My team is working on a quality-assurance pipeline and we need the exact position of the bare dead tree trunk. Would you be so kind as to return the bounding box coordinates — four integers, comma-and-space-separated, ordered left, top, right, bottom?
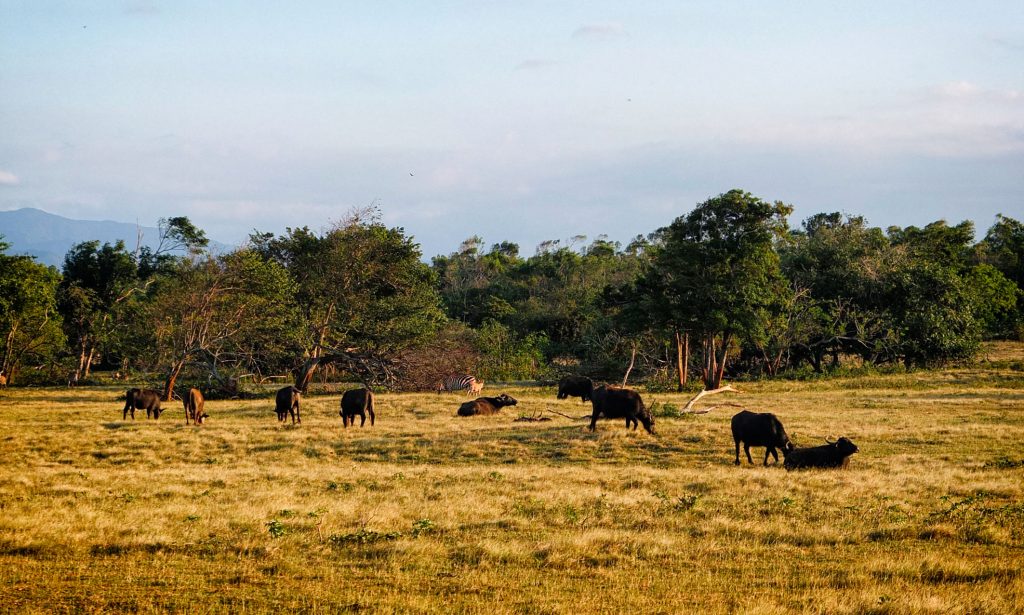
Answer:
84, 346, 96, 378
295, 357, 321, 392
163, 356, 187, 401
675, 330, 689, 391
702, 334, 717, 390
75, 342, 88, 383
621, 344, 637, 387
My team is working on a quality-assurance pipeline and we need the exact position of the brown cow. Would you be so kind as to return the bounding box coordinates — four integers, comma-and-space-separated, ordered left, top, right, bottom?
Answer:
275, 386, 301, 424
0, 370, 7, 389
183, 388, 207, 425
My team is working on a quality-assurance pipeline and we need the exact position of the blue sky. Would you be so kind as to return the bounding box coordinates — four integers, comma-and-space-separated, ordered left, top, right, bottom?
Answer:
1, 1, 1022, 257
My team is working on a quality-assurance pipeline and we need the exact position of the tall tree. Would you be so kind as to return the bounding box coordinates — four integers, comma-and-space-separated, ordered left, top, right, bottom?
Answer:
253, 208, 445, 390
58, 240, 139, 382
0, 238, 64, 383
644, 190, 792, 389
149, 249, 300, 400
779, 213, 891, 371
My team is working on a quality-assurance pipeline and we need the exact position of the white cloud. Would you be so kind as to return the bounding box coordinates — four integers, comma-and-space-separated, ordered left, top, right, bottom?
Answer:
0, 171, 19, 186
572, 22, 625, 40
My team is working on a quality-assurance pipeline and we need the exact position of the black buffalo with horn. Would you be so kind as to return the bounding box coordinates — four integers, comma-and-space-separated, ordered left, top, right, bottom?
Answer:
784, 437, 859, 470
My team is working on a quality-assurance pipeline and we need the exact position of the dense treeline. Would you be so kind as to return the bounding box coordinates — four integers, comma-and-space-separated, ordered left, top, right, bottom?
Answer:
1, 192, 1021, 395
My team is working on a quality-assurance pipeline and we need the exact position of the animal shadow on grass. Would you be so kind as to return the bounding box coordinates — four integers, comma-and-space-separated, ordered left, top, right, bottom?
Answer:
101, 422, 139, 430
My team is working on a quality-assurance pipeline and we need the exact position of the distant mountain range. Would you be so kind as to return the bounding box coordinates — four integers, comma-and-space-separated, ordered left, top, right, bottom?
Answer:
0, 208, 231, 267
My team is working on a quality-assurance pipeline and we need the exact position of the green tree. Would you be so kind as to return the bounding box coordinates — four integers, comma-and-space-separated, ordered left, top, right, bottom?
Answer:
883, 259, 980, 367
977, 214, 1024, 337
644, 190, 793, 389
148, 249, 301, 400
0, 238, 64, 383
137, 216, 209, 278
964, 264, 1019, 339
58, 240, 140, 382
779, 213, 891, 371
253, 207, 445, 390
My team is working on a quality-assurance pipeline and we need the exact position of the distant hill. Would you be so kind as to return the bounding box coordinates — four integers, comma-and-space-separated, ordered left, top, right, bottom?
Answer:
0, 208, 230, 267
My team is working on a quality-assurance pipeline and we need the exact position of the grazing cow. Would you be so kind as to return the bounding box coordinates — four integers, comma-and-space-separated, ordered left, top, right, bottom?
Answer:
437, 374, 484, 394
589, 385, 655, 434
123, 388, 163, 420
731, 410, 795, 466
784, 437, 859, 470
557, 375, 593, 403
275, 386, 301, 424
183, 388, 207, 425
457, 393, 518, 416
340, 388, 375, 427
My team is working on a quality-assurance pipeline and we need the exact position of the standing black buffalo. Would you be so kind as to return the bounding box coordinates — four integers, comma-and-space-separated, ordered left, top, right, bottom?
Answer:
275, 386, 301, 424
589, 385, 655, 434
457, 394, 518, 416
784, 437, 859, 470
731, 410, 794, 466
557, 375, 593, 403
123, 388, 163, 420
340, 388, 375, 427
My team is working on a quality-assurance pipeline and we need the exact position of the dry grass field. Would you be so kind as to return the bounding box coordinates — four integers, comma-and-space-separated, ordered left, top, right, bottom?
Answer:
1, 349, 1023, 613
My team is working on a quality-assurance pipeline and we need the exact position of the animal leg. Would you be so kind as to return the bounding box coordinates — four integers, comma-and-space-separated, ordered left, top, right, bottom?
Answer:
588, 414, 598, 431
369, 409, 375, 426
359, 413, 365, 427
734, 439, 741, 465
744, 443, 753, 465
767, 447, 779, 465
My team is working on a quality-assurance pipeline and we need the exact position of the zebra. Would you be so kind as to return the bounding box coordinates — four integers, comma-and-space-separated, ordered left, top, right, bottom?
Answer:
437, 374, 484, 394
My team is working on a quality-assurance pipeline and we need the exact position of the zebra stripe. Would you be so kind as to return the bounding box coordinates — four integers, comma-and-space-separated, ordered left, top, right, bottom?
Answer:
438, 375, 479, 393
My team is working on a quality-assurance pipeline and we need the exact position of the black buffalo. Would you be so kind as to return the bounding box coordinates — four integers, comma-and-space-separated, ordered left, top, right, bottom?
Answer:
123, 388, 163, 420
557, 375, 593, 403
731, 410, 794, 466
457, 394, 518, 416
275, 386, 301, 424
589, 385, 655, 434
784, 437, 859, 470
340, 388, 375, 427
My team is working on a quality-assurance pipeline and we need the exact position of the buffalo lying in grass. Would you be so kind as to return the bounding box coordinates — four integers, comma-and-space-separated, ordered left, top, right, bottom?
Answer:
457, 394, 518, 416
784, 437, 859, 470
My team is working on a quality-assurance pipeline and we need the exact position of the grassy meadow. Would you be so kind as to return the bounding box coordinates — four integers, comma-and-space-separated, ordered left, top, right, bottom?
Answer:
1, 349, 1024, 613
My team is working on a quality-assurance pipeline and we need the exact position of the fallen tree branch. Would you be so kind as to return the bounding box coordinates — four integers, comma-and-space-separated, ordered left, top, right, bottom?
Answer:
514, 414, 552, 422
545, 408, 592, 421
686, 402, 745, 415
683, 385, 740, 412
